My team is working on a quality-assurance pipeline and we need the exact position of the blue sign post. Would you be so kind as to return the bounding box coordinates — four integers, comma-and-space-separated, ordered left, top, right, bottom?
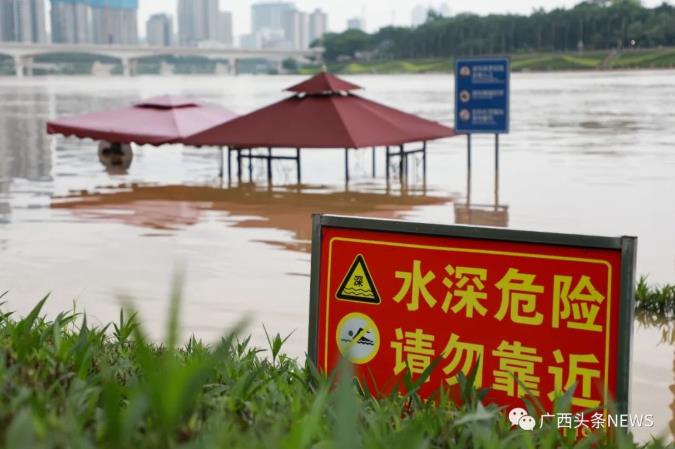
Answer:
454, 57, 510, 208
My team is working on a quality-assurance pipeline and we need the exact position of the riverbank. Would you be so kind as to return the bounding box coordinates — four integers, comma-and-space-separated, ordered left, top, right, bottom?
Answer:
2, 47, 674, 77
0, 279, 672, 448
299, 48, 675, 75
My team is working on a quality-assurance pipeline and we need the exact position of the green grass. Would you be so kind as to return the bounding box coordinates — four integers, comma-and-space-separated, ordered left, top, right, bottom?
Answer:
635, 276, 675, 317
0, 278, 672, 449
310, 48, 675, 74
609, 49, 675, 69
509, 52, 609, 71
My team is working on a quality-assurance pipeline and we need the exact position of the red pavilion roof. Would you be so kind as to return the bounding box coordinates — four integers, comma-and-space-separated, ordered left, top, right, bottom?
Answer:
183, 73, 455, 148
47, 95, 238, 146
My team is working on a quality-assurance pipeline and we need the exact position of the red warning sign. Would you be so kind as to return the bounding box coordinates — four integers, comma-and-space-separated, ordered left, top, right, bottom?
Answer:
308, 215, 636, 415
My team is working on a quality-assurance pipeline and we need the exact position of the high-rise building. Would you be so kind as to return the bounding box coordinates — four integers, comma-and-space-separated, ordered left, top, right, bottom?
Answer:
245, 3, 325, 50
30, 0, 46, 42
243, 2, 296, 50
308, 8, 327, 45
177, 0, 219, 46
240, 32, 261, 50
215, 11, 233, 46
282, 8, 308, 49
0, 0, 18, 41
90, 0, 138, 45
347, 17, 364, 31
50, 0, 137, 45
146, 13, 172, 46
51, 0, 91, 44
251, 2, 293, 35
0, 0, 46, 42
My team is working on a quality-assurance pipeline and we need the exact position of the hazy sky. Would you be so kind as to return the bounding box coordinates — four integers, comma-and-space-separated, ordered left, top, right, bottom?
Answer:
139, 0, 669, 38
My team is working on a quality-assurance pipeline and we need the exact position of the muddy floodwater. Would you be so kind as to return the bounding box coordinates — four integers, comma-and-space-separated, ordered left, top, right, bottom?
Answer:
0, 71, 673, 442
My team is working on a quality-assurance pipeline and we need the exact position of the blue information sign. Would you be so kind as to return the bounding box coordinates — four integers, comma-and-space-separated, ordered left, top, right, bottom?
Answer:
455, 57, 510, 134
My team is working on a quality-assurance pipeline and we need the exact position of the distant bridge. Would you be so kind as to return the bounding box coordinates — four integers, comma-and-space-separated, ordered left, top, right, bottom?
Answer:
0, 42, 324, 76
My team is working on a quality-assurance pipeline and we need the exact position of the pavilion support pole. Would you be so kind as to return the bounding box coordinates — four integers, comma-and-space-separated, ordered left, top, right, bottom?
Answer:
248, 149, 253, 182
237, 148, 242, 184
399, 144, 405, 185
227, 147, 232, 185
218, 147, 224, 178
385, 146, 390, 183
372, 147, 376, 178
345, 148, 350, 184
422, 141, 427, 191
267, 147, 273, 185
296, 148, 301, 185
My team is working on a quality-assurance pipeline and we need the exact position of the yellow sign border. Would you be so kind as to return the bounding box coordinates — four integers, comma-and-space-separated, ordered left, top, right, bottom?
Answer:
324, 236, 613, 402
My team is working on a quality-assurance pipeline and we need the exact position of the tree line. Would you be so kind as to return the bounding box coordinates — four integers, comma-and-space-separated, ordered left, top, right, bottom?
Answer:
315, 1, 675, 62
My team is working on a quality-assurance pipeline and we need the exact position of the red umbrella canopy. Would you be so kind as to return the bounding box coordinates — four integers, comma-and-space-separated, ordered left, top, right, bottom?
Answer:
47, 95, 239, 146
182, 73, 455, 149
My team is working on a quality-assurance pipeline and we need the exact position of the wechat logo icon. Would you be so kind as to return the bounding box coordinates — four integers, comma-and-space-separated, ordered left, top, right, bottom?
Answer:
508, 408, 536, 431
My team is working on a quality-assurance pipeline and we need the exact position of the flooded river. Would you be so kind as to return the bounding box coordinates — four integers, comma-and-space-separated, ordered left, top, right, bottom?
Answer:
0, 71, 673, 441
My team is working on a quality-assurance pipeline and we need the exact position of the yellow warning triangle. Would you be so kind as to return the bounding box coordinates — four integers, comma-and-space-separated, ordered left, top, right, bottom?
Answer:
336, 254, 381, 304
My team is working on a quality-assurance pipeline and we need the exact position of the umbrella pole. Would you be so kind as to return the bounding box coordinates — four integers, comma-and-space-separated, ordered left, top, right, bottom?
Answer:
385, 146, 390, 183
296, 148, 301, 185
372, 147, 376, 178
267, 147, 273, 185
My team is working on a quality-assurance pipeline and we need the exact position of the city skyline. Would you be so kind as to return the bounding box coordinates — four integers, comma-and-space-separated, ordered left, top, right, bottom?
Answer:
2, 0, 672, 46
136, 0, 670, 38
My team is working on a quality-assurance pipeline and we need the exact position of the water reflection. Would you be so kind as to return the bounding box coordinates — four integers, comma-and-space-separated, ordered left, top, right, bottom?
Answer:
0, 91, 52, 182
671, 355, 675, 440
635, 311, 675, 345
633, 312, 675, 440
456, 141, 509, 228
454, 203, 509, 227
52, 183, 455, 252
0, 180, 9, 224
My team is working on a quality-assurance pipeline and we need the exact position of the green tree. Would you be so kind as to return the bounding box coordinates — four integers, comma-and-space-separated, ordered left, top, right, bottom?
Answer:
319, 1, 675, 62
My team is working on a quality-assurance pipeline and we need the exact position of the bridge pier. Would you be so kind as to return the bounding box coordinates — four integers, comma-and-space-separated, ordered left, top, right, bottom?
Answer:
159, 61, 174, 76
215, 59, 238, 76
272, 59, 283, 74
14, 56, 24, 77
214, 62, 228, 75
229, 58, 239, 76
24, 57, 34, 76
121, 57, 137, 77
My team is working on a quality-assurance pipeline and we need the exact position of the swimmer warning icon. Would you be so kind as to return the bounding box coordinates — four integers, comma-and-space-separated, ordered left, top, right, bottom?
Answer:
336, 254, 381, 304
336, 312, 380, 364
